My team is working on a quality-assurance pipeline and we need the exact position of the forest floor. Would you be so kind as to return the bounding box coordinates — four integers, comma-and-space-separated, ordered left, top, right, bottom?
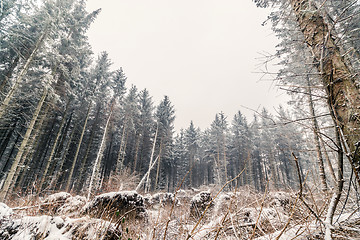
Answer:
0, 185, 360, 239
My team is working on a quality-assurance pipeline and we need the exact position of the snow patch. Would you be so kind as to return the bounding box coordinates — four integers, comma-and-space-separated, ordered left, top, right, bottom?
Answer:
0, 202, 13, 218
82, 191, 147, 220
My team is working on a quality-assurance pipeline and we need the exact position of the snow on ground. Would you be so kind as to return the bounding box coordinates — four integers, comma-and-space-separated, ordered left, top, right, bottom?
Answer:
0, 189, 359, 239
1, 215, 69, 240
0, 202, 13, 218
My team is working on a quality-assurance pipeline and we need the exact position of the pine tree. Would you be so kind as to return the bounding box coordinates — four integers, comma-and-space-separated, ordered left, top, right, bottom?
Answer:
229, 111, 251, 187
183, 121, 200, 187
208, 112, 229, 186
154, 96, 175, 191
135, 89, 154, 174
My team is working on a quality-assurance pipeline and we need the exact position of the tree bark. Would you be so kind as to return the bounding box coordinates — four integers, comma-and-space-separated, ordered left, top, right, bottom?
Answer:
306, 76, 328, 192
290, 0, 360, 185
0, 87, 48, 202
38, 100, 70, 192
325, 123, 344, 239
116, 116, 129, 173
0, 121, 17, 161
136, 155, 159, 192
0, 131, 21, 181
319, 135, 338, 185
145, 124, 158, 193
65, 102, 91, 192
54, 122, 76, 189
223, 134, 228, 184
154, 138, 163, 190
15, 104, 50, 189
133, 134, 141, 172
76, 104, 101, 190
87, 105, 113, 200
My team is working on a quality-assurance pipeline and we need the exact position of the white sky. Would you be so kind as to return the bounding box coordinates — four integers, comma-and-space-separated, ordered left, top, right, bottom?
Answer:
85, 0, 288, 131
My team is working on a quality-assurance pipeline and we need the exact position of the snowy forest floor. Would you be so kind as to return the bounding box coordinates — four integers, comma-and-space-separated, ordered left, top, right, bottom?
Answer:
1, 185, 360, 240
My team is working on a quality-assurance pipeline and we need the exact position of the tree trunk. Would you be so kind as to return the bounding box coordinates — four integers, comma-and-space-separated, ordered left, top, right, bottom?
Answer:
0, 121, 17, 161
38, 100, 70, 192
154, 138, 163, 190
0, 87, 48, 202
26, 117, 55, 190
223, 134, 227, 184
319, 135, 338, 185
65, 102, 91, 192
116, 116, 128, 173
87, 105, 113, 200
145, 124, 158, 193
120, 131, 129, 172
290, 0, 360, 185
46, 112, 73, 186
133, 134, 141, 172
54, 122, 76, 190
0, 131, 21, 181
136, 155, 159, 192
269, 151, 279, 190
325, 122, 344, 239
306, 76, 328, 192
76, 104, 101, 191
15, 104, 50, 189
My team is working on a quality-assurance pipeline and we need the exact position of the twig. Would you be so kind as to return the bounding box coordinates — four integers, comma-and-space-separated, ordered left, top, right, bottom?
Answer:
214, 212, 229, 240
334, 168, 353, 224
292, 153, 325, 226
163, 165, 193, 240
249, 180, 269, 240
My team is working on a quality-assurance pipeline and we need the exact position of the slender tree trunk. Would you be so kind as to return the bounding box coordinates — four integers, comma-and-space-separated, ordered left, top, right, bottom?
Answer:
133, 134, 141, 172
245, 150, 253, 187
0, 27, 49, 119
65, 102, 91, 192
116, 117, 128, 172
306, 76, 328, 192
87, 106, 113, 200
0, 87, 48, 202
53, 122, 76, 190
17, 110, 55, 191
136, 155, 159, 192
15, 103, 50, 189
0, 121, 17, 160
103, 130, 114, 181
38, 100, 70, 192
76, 105, 101, 190
223, 134, 227, 184
120, 131, 129, 172
27, 118, 55, 190
145, 124, 158, 193
269, 151, 279, 190
154, 139, 163, 190
290, 0, 360, 185
217, 144, 221, 185
0, 131, 21, 181
325, 123, 344, 239
319, 135, 338, 185
47, 112, 73, 184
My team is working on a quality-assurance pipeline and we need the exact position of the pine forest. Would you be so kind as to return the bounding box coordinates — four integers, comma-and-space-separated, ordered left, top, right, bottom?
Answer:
0, 0, 360, 239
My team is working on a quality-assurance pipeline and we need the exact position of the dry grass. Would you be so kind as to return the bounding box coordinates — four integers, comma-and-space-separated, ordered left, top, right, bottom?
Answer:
2, 172, 360, 239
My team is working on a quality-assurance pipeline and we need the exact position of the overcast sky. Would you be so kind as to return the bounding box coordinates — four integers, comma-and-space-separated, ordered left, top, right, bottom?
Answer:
85, 0, 288, 131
